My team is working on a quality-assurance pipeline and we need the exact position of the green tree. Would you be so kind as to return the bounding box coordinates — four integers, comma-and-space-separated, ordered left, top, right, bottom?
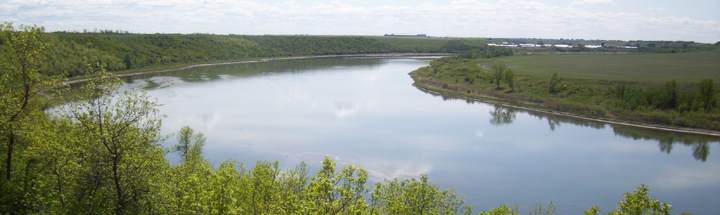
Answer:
172, 125, 206, 162
529, 202, 557, 215
583, 206, 602, 215
698, 79, 716, 111
492, 62, 507, 89
548, 72, 562, 93
0, 23, 61, 182
505, 69, 516, 92
63, 67, 167, 214
477, 204, 520, 215
660, 80, 677, 109
307, 157, 369, 214
584, 184, 673, 215
370, 174, 473, 215
610, 184, 672, 215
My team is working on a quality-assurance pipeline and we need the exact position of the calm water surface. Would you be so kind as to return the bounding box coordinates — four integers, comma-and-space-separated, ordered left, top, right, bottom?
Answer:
124, 58, 719, 214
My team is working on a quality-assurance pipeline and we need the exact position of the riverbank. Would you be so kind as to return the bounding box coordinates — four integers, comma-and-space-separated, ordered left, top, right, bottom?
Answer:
64, 52, 720, 136
63, 53, 452, 85
409, 53, 720, 135
412, 82, 720, 137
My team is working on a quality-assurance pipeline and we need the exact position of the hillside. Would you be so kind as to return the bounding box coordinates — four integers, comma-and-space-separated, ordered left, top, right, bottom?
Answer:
39, 33, 492, 78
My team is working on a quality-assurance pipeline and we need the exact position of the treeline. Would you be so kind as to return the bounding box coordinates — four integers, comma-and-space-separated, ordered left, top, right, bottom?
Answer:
631, 40, 714, 53
611, 80, 716, 112
41, 33, 265, 77
233, 36, 395, 56
23, 31, 511, 79
490, 37, 716, 53
456, 46, 515, 59
607, 79, 719, 129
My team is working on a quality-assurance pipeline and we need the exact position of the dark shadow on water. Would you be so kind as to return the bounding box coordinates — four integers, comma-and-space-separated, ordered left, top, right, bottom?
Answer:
122, 57, 387, 83
63, 57, 389, 101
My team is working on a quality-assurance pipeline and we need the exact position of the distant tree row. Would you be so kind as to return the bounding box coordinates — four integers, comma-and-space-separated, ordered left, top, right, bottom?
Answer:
609, 79, 717, 113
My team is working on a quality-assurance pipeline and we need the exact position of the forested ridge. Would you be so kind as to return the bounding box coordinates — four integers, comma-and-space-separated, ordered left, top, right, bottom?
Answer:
1, 23, 687, 214
30, 32, 504, 79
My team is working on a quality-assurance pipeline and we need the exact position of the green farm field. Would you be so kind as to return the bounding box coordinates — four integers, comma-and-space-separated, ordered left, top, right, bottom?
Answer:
477, 48, 720, 83
410, 48, 720, 131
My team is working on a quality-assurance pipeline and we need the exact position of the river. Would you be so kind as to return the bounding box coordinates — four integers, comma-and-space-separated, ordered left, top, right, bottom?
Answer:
121, 57, 719, 214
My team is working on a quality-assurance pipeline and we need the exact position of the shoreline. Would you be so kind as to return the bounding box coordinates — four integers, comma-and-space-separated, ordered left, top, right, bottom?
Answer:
413, 83, 720, 137
63, 53, 452, 85
61, 53, 720, 137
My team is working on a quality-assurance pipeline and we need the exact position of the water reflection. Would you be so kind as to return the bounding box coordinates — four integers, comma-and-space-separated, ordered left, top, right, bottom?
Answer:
421, 93, 720, 162
612, 125, 715, 162
122, 57, 387, 84
489, 105, 515, 126
126, 57, 717, 214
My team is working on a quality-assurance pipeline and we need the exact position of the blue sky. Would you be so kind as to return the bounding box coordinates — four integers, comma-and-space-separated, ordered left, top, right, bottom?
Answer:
1, 0, 718, 42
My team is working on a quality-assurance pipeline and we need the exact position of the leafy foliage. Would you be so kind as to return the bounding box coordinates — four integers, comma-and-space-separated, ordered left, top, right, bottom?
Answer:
477, 204, 520, 215
548, 72, 562, 93
583, 184, 673, 215
698, 79, 717, 112
492, 62, 507, 89
506, 69, 517, 92
370, 174, 473, 215
172, 125, 206, 162
35, 33, 507, 79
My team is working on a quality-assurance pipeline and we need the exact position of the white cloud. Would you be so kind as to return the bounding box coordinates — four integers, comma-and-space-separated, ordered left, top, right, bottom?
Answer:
654, 165, 720, 189
475, 131, 484, 138
1, 0, 718, 42
572, 0, 616, 5
647, 7, 666, 11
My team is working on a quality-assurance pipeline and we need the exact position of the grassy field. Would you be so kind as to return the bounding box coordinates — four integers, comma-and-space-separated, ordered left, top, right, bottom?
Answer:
410, 48, 720, 131
476, 48, 720, 83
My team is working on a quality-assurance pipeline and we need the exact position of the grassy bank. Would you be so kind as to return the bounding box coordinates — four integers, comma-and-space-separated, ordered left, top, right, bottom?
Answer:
409, 48, 720, 132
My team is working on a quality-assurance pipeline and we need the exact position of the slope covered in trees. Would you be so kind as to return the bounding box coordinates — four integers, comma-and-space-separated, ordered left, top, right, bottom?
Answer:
33, 32, 503, 79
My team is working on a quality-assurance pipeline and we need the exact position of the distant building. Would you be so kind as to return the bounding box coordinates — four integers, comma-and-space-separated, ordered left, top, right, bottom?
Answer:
554, 44, 572, 48
585, 45, 602, 49
384, 34, 428, 38
519, 44, 536, 48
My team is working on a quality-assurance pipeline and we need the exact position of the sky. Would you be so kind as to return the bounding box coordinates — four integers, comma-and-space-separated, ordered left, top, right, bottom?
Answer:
1, 0, 719, 43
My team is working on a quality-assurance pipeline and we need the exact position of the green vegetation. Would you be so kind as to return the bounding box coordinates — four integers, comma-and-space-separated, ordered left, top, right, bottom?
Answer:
32, 31, 502, 79
410, 49, 720, 131
476, 51, 720, 83
0, 23, 701, 214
